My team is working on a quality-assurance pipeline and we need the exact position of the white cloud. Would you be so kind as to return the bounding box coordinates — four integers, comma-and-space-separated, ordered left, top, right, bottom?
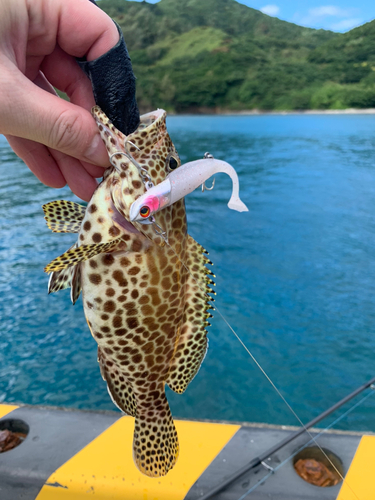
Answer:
260, 4, 280, 17
308, 6, 351, 18
295, 5, 363, 32
330, 18, 363, 30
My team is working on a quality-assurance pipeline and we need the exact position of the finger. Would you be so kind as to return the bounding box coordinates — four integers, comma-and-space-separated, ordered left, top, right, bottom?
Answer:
49, 148, 98, 201
32, 70, 106, 179
81, 161, 106, 179
57, 0, 120, 61
0, 68, 109, 167
41, 46, 95, 111
6, 135, 66, 189
27, 0, 119, 61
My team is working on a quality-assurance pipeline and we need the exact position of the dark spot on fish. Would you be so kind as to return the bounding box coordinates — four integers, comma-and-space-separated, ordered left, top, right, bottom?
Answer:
89, 274, 101, 285
127, 317, 139, 329
109, 226, 120, 237
83, 221, 91, 231
102, 254, 114, 266
106, 288, 115, 297
89, 204, 97, 214
132, 239, 142, 252
113, 270, 128, 287
113, 316, 122, 328
132, 353, 142, 364
115, 328, 126, 336
132, 180, 142, 189
92, 233, 102, 243
104, 301, 116, 313
128, 266, 140, 276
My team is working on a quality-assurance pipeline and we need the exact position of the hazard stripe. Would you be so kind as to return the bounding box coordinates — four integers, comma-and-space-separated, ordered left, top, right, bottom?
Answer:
337, 435, 375, 500
36, 417, 240, 500
0, 404, 119, 500
0, 404, 18, 419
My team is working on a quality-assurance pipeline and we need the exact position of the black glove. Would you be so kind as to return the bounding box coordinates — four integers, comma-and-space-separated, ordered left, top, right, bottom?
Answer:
77, 20, 140, 136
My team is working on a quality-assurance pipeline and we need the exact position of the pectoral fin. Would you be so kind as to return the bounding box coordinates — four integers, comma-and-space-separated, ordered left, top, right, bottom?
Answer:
44, 237, 124, 273
43, 200, 86, 233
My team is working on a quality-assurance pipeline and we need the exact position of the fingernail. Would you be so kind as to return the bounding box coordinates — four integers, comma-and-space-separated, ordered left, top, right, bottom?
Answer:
84, 134, 108, 165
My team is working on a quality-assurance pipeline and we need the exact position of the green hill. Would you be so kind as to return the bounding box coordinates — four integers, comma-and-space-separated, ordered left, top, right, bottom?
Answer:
98, 0, 375, 112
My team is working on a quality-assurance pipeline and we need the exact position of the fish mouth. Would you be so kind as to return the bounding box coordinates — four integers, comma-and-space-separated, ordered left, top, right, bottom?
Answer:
136, 109, 166, 131
109, 196, 142, 234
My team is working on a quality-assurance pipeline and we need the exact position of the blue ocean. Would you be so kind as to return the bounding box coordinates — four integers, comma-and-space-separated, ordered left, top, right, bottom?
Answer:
1, 114, 375, 432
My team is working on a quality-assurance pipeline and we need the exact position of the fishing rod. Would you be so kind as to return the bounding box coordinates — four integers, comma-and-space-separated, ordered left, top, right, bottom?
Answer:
198, 375, 375, 500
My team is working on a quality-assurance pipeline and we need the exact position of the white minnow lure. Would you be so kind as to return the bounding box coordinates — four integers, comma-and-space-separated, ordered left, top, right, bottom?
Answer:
129, 157, 248, 223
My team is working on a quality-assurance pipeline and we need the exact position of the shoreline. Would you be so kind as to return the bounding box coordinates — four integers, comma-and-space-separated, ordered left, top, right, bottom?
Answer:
166, 108, 375, 116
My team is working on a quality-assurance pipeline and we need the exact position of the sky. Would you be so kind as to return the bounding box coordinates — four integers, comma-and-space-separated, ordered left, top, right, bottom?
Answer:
132, 0, 375, 32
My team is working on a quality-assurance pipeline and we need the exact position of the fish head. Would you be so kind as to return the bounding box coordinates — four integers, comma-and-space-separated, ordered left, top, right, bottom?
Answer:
92, 106, 186, 243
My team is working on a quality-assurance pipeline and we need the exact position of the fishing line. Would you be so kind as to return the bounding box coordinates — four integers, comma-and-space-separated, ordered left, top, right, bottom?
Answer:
237, 387, 375, 500
162, 235, 360, 500
123, 142, 357, 497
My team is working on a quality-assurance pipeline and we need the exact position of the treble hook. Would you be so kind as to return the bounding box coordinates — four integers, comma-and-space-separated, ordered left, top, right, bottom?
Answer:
202, 152, 215, 192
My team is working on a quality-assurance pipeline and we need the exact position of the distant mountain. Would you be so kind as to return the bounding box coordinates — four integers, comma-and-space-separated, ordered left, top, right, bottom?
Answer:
98, 0, 375, 112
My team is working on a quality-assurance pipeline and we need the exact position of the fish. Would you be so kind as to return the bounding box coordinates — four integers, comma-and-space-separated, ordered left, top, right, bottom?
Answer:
42, 106, 218, 478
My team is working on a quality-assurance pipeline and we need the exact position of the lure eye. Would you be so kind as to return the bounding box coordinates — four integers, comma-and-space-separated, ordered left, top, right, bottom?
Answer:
168, 156, 178, 171
140, 206, 151, 218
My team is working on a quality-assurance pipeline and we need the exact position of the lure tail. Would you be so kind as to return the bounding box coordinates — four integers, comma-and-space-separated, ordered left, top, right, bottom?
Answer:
133, 391, 179, 477
228, 196, 248, 212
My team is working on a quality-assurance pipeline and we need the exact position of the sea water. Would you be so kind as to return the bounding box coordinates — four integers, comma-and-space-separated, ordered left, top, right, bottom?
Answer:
1, 114, 375, 432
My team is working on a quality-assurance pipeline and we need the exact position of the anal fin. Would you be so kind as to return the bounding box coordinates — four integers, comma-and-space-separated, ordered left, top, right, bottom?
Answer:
43, 200, 86, 233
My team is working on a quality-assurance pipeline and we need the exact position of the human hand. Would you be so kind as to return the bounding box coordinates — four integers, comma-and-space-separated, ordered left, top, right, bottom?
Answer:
0, 0, 119, 201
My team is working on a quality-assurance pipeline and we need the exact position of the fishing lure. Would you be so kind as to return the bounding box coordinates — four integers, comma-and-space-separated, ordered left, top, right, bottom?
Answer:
129, 156, 248, 224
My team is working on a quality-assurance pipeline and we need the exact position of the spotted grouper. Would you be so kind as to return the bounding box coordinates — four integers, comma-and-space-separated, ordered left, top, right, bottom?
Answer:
42, 106, 220, 477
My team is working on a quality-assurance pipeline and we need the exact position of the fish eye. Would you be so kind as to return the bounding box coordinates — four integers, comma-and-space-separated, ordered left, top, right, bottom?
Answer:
140, 206, 151, 218
168, 156, 178, 171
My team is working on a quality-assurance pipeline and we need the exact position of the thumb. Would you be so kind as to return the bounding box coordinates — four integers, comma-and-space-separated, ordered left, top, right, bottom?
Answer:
1, 69, 109, 166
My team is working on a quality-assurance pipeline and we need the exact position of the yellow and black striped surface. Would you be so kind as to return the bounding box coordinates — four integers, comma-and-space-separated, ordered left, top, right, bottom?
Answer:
0, 404, 239, 499
0, 404, 373, 499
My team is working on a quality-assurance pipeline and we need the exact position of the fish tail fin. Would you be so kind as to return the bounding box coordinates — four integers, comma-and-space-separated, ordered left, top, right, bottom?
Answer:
133, 391, 179, 477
